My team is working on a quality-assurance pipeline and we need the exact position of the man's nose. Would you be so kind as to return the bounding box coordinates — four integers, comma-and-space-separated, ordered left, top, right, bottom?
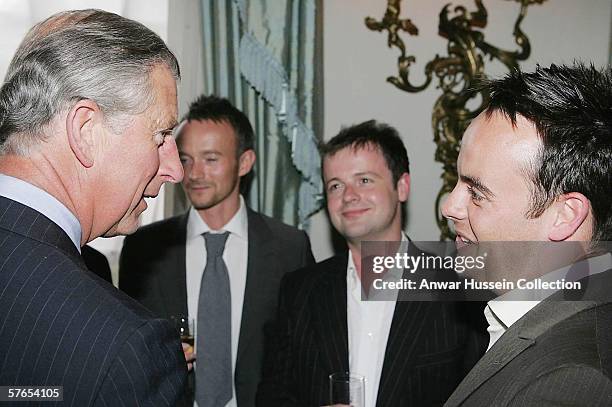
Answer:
187, 157, 208, 181
441, 183, 467, 222
158, 135, 184, 184
342, 184, 359, 203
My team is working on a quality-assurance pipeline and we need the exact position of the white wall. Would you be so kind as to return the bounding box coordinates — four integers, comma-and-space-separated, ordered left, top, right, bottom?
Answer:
309, 0, 612, 261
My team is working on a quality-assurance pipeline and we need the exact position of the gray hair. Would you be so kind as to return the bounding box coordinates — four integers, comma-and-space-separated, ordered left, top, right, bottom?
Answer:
0, 9, 180, 155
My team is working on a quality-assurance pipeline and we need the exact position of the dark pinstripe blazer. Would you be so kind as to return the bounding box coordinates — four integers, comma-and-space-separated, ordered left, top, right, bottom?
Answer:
445, 268, 612, 407
0, 196, 187, 406
257, 252, 487, 407
119, 208, 315, 407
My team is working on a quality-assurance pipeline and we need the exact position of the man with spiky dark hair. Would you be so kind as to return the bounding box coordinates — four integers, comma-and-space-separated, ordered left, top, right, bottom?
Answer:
443, 63, 612, 406
120, 95, 314, 407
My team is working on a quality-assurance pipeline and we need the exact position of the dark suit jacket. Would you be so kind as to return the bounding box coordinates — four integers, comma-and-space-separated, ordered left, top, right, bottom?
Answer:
445, 267, 612, 407
257, 252, 488, 407
119, 207, 315, 407
0, 196, 187, 406
82, 244, 113, 284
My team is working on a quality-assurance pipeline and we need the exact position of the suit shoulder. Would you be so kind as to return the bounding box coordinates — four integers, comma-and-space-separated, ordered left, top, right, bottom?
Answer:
281, 254, 346, 292
132, 214, 185, 235
66, 252, 164, 324
124, 214, 185, 244
25, 239, 164, 325
255, 211, 307, 239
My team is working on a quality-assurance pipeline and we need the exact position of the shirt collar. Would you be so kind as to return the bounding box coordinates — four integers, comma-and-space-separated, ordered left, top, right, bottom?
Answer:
487, 300, 539, 329
488, 252, 612, 329
187, 195, 248, 239
347, 232, 409, 291
0, 174, 82, 252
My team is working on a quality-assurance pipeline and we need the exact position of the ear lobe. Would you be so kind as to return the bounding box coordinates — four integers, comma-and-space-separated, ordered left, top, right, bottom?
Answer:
548, 192, 591, 241
66, 100, 99, 168
397, 173, 410, 202
238, 149, 256, 177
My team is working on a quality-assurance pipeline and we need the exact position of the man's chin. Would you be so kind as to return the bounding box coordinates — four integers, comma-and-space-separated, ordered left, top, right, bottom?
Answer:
104, 217, 139, 237
192, 198, 223, 211
102, 226, 121, 238
337, 225, 373, 243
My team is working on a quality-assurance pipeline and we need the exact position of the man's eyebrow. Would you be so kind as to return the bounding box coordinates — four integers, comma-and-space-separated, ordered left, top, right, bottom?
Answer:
325, 177, 341, 185
460, 175, 495, 198
354, 171, 380, 178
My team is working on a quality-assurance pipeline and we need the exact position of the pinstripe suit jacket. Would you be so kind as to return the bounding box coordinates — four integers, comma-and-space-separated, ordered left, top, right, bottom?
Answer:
0, 196, 187, 406
257, 252, 487, 407
445, 268, 612, 407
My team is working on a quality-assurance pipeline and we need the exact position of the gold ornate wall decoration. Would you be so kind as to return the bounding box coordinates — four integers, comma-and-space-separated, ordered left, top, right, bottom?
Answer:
366, 0, 546, 240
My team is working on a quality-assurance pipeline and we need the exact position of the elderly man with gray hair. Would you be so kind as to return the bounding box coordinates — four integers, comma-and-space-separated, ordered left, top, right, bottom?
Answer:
0, 9, 186, 406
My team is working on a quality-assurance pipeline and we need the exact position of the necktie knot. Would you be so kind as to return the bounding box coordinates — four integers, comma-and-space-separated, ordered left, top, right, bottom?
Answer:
204, 231, 229, 259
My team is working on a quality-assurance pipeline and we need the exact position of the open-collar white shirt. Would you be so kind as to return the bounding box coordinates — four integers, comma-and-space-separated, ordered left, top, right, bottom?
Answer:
485, 252, 612, 351
346, 233, 408, 407
185, 196, 248, 407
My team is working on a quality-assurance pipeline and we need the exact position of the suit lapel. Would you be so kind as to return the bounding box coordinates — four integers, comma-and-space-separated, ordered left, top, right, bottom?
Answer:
156, 213, 189, 318
376, 300, 432, 406
0, 196, 84, 268
312, 254, 350, 374
444, 330, 534, 406
376, 241, 435, 405
236, 209, 277, 364
445, 300, 596, 406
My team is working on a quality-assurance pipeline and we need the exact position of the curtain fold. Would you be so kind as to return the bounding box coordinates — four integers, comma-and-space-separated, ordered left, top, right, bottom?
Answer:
197, 0, 322, 228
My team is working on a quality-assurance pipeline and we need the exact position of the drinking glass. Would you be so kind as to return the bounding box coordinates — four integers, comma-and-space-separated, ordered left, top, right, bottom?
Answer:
329, 372, 365, 407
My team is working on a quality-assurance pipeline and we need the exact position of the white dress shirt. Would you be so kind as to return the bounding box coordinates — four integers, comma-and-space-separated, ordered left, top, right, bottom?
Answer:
485, 252, 612, 351
0, 174, 82, 251
346, 234, 407, 407
185, 196, 249, 407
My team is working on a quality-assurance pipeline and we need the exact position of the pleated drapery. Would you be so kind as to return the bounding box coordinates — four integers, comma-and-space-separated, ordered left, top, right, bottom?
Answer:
198, 0, 323, 228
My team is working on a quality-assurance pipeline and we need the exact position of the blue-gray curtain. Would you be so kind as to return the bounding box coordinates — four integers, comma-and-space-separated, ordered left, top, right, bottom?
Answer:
198, 0, 322, 228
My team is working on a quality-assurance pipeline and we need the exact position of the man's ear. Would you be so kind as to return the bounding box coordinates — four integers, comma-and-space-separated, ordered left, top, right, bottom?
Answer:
396, 173, 410, 202
548, 192, 591, 241
238, 149, 256, 177
66, 100, 100, 168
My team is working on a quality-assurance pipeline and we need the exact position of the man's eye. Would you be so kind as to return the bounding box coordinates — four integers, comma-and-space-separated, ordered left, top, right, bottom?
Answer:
206, 158, 218, 163
360, 178, 371, 184
327, 183, 341, 192
467, 186, 484, 202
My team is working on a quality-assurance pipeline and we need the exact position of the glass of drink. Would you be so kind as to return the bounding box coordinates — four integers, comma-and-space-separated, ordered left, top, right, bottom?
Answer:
329, 372, 365, 407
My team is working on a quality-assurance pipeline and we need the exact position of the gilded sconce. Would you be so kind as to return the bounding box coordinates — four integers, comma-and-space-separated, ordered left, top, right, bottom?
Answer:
366, 0, 546, 239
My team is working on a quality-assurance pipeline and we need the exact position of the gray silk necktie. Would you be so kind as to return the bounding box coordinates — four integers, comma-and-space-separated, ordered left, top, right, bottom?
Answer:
196, 232, 232, 407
